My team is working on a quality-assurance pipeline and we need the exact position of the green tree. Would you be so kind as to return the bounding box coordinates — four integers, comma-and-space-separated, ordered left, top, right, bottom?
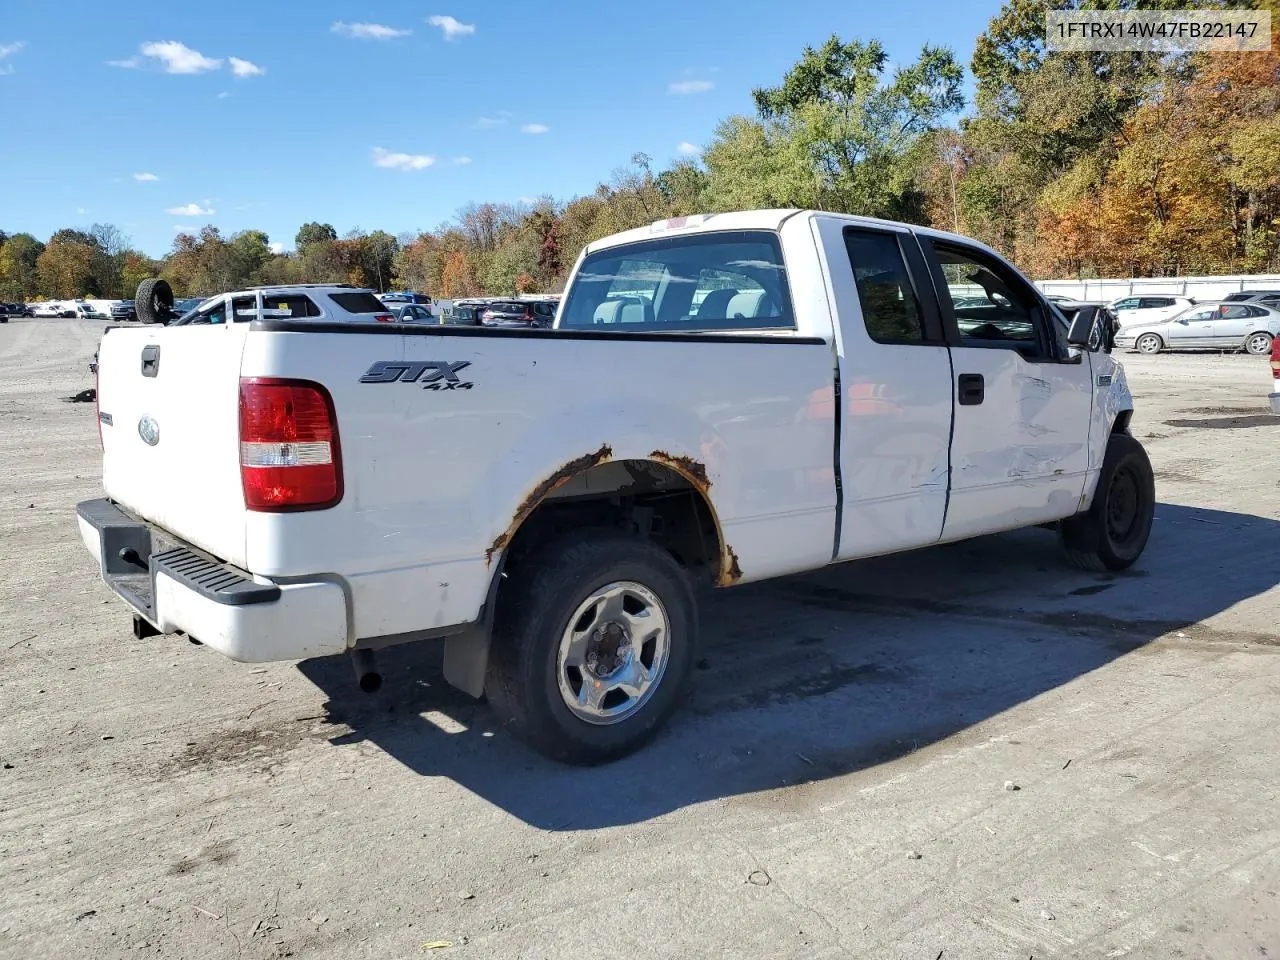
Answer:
0, 233, 45, 300
295, 222, 337, 252
37, 240, 96, 297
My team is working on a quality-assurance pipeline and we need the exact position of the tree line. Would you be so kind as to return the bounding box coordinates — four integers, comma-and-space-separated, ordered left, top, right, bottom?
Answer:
3, 0, 1277, 304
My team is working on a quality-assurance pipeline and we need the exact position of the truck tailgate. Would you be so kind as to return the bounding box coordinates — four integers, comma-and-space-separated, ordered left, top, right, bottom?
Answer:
97, 325, 251, 568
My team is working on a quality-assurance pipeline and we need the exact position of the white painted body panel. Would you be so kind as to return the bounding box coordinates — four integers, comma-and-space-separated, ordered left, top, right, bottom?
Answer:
941, 346, 1094, 540
241, 328, 837, 639
808, 215, 953, 559
97, 323, 251, 568
88, 209, 1136, 664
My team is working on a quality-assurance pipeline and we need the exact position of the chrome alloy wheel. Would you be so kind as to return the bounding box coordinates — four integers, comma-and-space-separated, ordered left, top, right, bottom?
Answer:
556, 581, 670, 725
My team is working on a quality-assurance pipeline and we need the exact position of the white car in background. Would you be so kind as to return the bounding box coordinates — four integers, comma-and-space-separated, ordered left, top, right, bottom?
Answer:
1108, 295, 1195, 328
1114, 301, 1280, 355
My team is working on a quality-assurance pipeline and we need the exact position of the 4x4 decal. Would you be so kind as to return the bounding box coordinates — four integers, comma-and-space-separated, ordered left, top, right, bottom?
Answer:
360, 360, 474, 390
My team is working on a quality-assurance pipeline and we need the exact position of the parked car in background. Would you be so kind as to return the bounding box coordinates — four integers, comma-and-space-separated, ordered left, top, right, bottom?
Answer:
1108, 295, 1195, 328
76, 303, 109, 320
378, 291, 432, 307
1224, 290, 1280, 304
111, 300, 137, 322
387, 303, 436, 323
480, 299, 556, 328
1114, 301, 1279, 355
32, 302, 62, 318
445, 299, 490, 325
2, 302, 33, 318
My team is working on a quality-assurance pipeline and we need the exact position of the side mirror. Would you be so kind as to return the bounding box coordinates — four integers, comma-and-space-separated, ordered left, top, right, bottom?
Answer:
1066, 305, 1105, 350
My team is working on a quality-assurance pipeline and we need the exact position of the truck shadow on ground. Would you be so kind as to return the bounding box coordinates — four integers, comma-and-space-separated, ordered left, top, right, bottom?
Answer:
296, 501, 1279, 831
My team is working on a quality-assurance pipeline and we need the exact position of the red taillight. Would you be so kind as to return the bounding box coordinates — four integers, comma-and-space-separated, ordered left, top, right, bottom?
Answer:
374, 313, 394, 323
239, 378, 342, 511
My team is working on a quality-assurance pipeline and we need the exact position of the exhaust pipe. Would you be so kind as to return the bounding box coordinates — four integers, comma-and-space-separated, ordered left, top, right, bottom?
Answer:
349, 648, 382, 693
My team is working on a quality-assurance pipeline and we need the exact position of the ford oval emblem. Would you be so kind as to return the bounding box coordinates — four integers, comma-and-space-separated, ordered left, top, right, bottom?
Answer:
137, 415, 160, 447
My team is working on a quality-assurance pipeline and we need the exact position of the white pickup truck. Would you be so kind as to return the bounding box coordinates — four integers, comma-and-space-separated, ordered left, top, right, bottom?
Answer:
78, 210, 1154, 763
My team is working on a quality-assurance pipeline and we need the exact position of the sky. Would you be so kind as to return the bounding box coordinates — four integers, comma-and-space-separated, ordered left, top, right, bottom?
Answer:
0, 0, 1003, 257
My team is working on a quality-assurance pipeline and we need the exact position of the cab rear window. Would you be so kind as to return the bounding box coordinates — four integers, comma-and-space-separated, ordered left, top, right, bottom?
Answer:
328, 292, 386, 314
560, 230, 794, 333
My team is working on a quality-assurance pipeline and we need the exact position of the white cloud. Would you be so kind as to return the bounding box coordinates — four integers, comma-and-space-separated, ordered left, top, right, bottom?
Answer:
1, 41, 24, 73
518, 196, 538, 205
331, 21, 411, 40
520, 123, 549, 135
166, 202, 215, 216
472, 111, 511, 129
677, 141, 700, 156
372, 147, 435, 171
133, 172, 160, 182
427, 15, 475, 40
107, 57, 139, 68
269, 242, 285, 255
139, 40, 222, 74
669, 79, 713, 94
76, 207, 90, 215
453, 156, 472, 165
228, 56, 264, 78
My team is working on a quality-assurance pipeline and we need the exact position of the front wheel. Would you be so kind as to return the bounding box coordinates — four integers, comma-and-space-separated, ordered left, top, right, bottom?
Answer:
1059, 432, 1155, 572
1136, 333, 1163, 355
485, 532, 697, 764
1244, 332, 1273, 356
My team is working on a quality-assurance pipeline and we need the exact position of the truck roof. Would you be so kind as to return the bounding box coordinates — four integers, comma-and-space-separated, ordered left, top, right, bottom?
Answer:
583, 208, 1014, 275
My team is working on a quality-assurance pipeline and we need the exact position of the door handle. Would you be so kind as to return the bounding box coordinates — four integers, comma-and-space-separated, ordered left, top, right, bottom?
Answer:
140, 344, 160, 378
958, 373, 984, 405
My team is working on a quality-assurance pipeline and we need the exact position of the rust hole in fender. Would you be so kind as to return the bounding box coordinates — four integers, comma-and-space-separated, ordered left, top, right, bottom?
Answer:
721, 545, 743, 586
649, 450, 711, 491
485, 444, 614, 564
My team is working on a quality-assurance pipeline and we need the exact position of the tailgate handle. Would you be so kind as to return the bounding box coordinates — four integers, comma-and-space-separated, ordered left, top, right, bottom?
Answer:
140, 344, 160, 378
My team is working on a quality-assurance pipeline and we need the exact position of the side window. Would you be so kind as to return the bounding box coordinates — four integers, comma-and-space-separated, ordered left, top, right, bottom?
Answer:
1248, 304, 1271, 316
1221, 305, 1251, 319
843, 229, 925, 343
1113, 298, 1139, 310
934, 244, 1040, 349
1184, 309, 1214, 322
231, 295, 257, 323
260, 295, 321, 319
190, 298, 227, 325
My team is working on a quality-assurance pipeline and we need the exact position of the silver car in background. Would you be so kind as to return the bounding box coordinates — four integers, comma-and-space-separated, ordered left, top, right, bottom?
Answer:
1114, 301, 1279, 356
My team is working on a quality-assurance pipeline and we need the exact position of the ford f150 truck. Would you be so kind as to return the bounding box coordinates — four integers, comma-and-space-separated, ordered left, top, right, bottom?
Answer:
78, 210, 1154, 764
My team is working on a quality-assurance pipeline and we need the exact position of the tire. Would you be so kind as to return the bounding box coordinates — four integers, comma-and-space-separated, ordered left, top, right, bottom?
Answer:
1058, 432, 1155, 572
135, 278, 174, 325
1244, 331, 1273, 356
485, 532, 698, 765
1135, 333, 1163, 355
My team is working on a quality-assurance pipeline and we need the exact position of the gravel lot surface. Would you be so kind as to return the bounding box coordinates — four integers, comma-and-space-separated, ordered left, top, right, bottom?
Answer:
2, 317, 1278, 959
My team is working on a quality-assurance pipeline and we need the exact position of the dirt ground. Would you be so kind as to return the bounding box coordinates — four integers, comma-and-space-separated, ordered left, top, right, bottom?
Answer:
2, 317, 1278, 960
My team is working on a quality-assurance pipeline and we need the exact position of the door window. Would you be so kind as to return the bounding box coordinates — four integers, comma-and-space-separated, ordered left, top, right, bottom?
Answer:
843, 229, 925, 343
231, 295, 257, 323
260, 295, 322, 319
1112, 298, 1139, 310
1139, 297, 1174, 309
189, 298, 228, 325
933, 243, 1047, 353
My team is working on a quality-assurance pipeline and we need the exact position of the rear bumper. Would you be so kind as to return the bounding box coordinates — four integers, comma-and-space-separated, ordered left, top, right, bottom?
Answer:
1269, 392, 1280, 416
76, 498, 348, 662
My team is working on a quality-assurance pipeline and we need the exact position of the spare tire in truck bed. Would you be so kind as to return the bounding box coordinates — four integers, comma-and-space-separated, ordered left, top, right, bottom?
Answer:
135, 278, 174, 325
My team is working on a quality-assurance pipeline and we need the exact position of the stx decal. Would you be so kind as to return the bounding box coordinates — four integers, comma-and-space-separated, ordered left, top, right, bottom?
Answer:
359, 360, 474, 390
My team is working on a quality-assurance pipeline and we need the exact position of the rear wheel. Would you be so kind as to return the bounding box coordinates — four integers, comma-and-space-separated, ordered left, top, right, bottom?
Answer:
1245, 331, 1273, 356
485, 532, 697, 764
135, 278, 174, 325
1059, 432, 1155, 572
1136, 333, 1163, 355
